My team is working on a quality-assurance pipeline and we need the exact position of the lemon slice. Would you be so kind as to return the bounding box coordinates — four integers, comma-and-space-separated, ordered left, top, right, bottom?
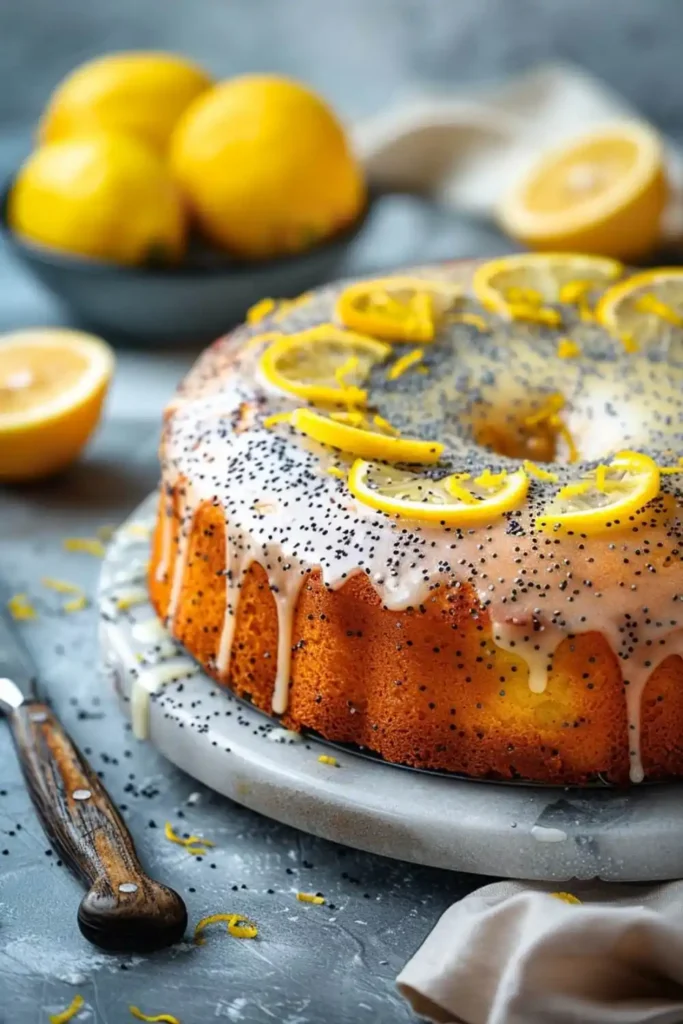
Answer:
335, 276, 461, 343
258, 325, 390, 406
473, 252, 622, 319
596, 268, 683, 352
536, 450, 660, 533
0, 328, 114, 482
258, 326, 389, 406
291, 407, 443, 464
497, 122, 667, 261
348, 460, 529, 524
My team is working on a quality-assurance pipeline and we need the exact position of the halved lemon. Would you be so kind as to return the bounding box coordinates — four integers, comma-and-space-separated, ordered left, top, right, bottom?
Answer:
497, 122, 667, 261
473, 252, 623, 319
596, 268, 683, 352
536, 450, 660, 533
258, 325, 390, 406
335, 276, 461, 343
0, 328, 114, 482
348, 460, 529, 524
291, 407, 443, 464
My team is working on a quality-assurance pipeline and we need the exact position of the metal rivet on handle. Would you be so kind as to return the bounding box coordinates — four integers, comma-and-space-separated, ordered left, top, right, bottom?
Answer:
118, 882, 138, 894
72, 789, 92, 801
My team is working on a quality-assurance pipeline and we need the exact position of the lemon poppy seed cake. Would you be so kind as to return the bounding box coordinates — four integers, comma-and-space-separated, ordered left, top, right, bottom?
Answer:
149, 254, 683, 785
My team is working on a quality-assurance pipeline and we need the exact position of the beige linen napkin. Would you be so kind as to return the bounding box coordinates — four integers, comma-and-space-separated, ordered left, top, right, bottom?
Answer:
355, 62, 683, 241
398, 880, 683, 1024
357, 62, 683, 1023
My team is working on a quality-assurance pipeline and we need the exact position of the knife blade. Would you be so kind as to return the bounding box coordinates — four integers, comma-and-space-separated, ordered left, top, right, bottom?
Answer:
0, 605, 187, 952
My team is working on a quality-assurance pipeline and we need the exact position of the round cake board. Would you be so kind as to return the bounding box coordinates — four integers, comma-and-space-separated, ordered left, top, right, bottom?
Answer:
99, 495, 683, 883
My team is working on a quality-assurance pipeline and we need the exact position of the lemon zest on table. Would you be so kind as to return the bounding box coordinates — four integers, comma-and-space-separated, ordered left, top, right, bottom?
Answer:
550, 891, 582, 905
297, 892, 325, 904
49, 995, 85, 1024
387, 348, 424, 381
129, 1008, 181, 1024
164, 821, 214, 857
96, 524, 116, 542
522, 461, 559, 483
318, 754, 338, 766
41, 577, 82, 594
63, 537, 106, 557
327, 466, 346, 480
247, 297, 277, 324
7, 593, 37, 620
116, 592, 147, 610
194, 913, 258, 943
63, 594, 88, 614
635, 293, 683, 327
557, 338, 582, 359
263, 411, 293, 429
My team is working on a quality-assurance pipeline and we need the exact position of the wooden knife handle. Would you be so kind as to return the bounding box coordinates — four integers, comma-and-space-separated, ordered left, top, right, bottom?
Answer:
9, 700, 187, 952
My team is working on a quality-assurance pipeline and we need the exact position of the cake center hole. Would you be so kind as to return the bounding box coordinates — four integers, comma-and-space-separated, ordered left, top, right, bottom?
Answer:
471, 392, 578, 464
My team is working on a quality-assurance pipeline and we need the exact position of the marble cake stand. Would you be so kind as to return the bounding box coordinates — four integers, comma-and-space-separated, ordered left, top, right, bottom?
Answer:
99, 495, 683, 882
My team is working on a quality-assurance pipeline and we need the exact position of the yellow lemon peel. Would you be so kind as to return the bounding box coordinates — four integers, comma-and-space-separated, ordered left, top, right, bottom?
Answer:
194, 913, 258, 943
327, 466, 346, 480
386, 348, 424, 381
63, 537, 106, 557
247, 297, 277, 324
49, 996, 85, 1024
447, 312, 489, 331
336, 277, 459, 342
263, 411, 293, 429
7, 593, 37, 621
318, 754, 338, 766
164, 821, 214, 857
523, 461, 559, 483
63, 594, 88, 613
557, 338, 582, 359
297, 892, 325, 904
550, 892, 582, 905
129, 1008, 181, 1024
635, 293, 683, 327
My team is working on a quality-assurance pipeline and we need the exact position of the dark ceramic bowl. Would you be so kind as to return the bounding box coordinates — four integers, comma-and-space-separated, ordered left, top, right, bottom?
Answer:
0, 177, 377, 345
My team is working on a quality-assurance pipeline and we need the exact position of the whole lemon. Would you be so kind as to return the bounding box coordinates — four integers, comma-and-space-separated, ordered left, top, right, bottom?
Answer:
10, 134, 186, 265
170, 75, 366, 259
40, 51, 212, 153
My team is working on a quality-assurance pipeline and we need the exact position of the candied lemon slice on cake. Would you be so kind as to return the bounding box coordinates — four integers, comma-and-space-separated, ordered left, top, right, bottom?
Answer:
291, 407, 443, 464
497, 123, 667, 261
348, 460, 529, 524
258, 325, 390, 406
0, 328, 114, 482
335, 276, 461, 343
596, 268, 683, 353
536, 450, 660, 533
473, 252, 622, 319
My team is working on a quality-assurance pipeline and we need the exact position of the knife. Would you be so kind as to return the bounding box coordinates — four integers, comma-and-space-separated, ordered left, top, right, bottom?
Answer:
0, 609, 187, 952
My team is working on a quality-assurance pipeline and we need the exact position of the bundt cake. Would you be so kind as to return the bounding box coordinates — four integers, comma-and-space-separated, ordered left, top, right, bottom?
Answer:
149, 254, 683, 785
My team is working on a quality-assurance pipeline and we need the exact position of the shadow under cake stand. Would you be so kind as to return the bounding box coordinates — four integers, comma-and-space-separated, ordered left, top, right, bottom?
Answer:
99, 494, 683, 883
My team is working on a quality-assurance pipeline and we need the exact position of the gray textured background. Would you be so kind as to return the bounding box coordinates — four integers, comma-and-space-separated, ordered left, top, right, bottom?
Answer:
2, 2, 683, 1021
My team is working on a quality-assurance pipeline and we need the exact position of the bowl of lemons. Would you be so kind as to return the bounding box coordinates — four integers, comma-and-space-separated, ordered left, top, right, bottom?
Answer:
1, 53, 371, 344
